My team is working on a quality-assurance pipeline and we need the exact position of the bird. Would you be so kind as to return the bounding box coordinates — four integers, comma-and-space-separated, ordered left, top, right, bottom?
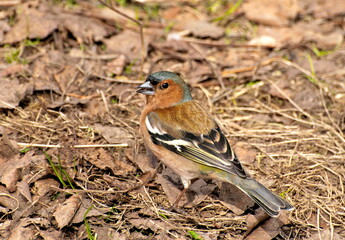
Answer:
137, 71, 293, 217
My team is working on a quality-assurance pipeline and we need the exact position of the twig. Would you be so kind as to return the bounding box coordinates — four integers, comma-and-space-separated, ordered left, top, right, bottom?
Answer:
95, 74, 143, 84
189, 42, 225, 89
98, 0, 145, 78
99, 90, 109, 113
17, 143, 128, 148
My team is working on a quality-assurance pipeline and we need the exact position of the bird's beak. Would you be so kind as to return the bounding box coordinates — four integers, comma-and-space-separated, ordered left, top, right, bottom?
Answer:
137, 81, 155, 95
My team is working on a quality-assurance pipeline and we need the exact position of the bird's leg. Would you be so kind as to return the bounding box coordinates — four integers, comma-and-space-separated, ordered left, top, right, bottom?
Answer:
170, 187, 189, 210
169, 178, 198, 210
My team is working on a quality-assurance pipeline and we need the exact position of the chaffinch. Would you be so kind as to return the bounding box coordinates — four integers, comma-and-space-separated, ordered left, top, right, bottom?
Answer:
137, 71, 293, 217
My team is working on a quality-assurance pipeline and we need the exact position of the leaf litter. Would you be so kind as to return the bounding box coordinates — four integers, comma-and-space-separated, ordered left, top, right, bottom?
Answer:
0, 0, 345, 239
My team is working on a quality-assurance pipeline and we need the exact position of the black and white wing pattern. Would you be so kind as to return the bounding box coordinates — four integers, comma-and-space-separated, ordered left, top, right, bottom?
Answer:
145, 114, 248, 178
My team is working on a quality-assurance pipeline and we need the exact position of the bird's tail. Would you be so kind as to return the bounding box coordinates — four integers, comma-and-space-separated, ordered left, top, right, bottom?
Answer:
235, 178, 293, 217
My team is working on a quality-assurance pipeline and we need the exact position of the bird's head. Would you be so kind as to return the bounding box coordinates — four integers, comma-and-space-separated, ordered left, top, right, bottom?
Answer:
137, 71, 192, 109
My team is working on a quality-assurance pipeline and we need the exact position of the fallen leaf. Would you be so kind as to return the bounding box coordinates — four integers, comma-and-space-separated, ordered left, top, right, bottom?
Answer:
0, 150, 33, 191
85, 148, 136, 175
232, 142, 257, 165
0, 78, 34, 109
245, 214, 291, 240
27, 217, 50, 228
105, 54, 127, 75
31, 50, 65, 93
52, 65, 77, 94
268, 79, 292, 99
245, 211, 270, 235
134, 152, 158, 173
61, 13, 115, 43
0, 64, 26, 78
295, 22, 343, 49
71, 199, 105, 224
128, 218, 170, 232
309, 229, 342, 240
291, 81, 322, 111
1, 168, 20, 192
253, 26, 303, 48
184, 21, 224, 39
242, 0, 299, 27
245, 218, 279, 240
84, 99, 107, 116
104, 30, 149, 62
88, 5, 136, 25
53, 194, 81, 229
0, 220, 12, 237
94, 227, 127, 240
7, 218, 36, 240
93, 124, 132, 145
33, 178, 60, 197
0, 185, 18, 210
17, 180, 32, 202
156, 170, 186, 207
39, 229, 62, 240
185, 179, 216, 208
311, 0, 345, 18
219, 182, 254, 215
0, 20, 10, 42
3, 6, 59, 44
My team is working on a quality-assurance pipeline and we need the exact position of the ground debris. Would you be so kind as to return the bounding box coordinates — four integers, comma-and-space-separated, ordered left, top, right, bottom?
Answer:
0, 0, 344, 239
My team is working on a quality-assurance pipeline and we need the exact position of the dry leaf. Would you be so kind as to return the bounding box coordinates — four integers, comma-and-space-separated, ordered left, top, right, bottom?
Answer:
93, 124, 132, 145
133, 152, 158, 173
253, 26, 303, 48
185, 179, 216, 208
0, 185, 18, 210
156, 171, 186, 206
86, 147, 135, 175
33, 178, 60, 197
85, 148, 115, 170
232, 142, 257, 165
105, 54, 127, 75
0, 20, 10, 42
94, 227, 127, 240
39, 229, 62, 240
184, 21, 223, 39
245, 215, 291, 240
309, 229, 342, 240
17, 180, 32, 202
0, 220, 12, 237
7, 218, 36, 240
104, 30, 149, 62
245, 212, 270, 235
0, 150, 33, 193
0, 78, 34, 109
1, 168, 20, 192
61, 13, 115, 43
0, 64, 25, 78
3, 7, 59, 44
219, 182, 254, 215
71, 199, 105, 224
53, 194, 81, 229
312, 0, 345, 18
128, 218, 169, 232
242, 0, 299, 27
31, 50, 65, 93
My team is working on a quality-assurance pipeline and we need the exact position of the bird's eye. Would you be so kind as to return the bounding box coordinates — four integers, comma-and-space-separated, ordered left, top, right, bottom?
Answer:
161, 82, 169, 89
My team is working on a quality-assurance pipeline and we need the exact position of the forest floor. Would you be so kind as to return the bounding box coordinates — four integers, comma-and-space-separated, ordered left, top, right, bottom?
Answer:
0, 0, 345, 239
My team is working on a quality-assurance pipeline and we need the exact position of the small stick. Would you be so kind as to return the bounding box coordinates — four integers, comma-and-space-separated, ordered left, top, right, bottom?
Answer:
17, 143, 128, 148
98, 0, 145, 78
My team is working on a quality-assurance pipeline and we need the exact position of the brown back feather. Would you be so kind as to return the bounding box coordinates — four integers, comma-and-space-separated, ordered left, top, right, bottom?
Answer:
154, 101, 215, 136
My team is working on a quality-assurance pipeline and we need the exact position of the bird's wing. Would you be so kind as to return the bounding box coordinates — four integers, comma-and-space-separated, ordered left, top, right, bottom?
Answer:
145, 114, 248, 178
